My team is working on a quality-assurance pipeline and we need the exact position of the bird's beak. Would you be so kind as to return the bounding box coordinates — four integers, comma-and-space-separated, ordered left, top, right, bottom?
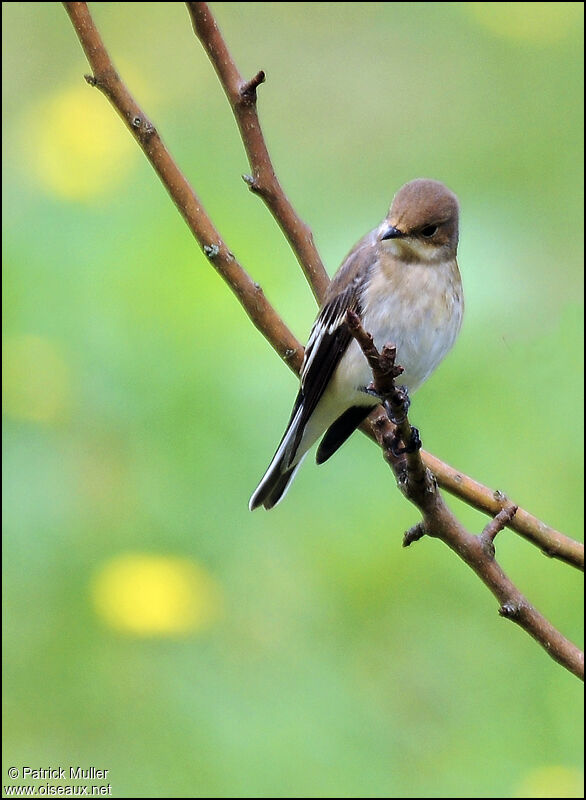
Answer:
380, 224, 404, 241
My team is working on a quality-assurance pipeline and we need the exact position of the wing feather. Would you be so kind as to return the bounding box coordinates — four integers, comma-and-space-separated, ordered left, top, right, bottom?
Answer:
284, 282, 362, 460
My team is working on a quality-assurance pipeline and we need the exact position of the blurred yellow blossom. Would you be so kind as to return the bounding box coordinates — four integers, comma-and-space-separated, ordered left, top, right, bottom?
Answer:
23, 83, 136, 200
91, 554, 223, 636
515, 765, 584, 798
464, 2, 581, 43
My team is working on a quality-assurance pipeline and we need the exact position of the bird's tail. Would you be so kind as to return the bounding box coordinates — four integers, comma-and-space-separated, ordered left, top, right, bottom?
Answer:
249, 402, 306, 511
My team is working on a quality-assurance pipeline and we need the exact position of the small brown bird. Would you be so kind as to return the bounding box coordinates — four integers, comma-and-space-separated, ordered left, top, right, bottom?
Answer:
249, 178, 463, 510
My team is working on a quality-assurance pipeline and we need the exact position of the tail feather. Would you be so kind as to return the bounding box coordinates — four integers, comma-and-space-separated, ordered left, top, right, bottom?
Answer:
249, 458, 305, 510
249, 402, 305, 511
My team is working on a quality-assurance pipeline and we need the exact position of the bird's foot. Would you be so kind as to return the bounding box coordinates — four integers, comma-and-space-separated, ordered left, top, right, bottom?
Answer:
390, 426, 422, 457
364, 382, 382, 401
383, 384, 410, 425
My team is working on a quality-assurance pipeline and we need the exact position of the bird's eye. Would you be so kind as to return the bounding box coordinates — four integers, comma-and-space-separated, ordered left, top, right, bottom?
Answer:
420, 224, 438, 238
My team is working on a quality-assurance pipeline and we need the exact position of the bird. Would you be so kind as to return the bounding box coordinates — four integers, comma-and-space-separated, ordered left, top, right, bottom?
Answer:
249, 178, 463, 510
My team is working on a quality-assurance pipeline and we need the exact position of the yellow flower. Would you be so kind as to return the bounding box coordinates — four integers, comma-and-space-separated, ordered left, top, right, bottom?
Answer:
91, 554, 223, 636
515, 766, 584, 799
464, 2, 581, 43
23, 83, 136, 201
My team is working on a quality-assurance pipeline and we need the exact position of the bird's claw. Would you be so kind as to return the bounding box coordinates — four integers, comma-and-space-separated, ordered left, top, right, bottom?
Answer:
390, 426, 422, 456
383, 385, 410, 425
364, 382, 382, 400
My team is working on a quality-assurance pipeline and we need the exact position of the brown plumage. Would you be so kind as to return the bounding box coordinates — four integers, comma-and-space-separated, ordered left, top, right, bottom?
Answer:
250, 179, 463, 510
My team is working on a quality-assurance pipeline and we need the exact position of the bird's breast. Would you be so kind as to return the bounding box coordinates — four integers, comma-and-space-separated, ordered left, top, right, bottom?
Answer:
358, 257, 463, 393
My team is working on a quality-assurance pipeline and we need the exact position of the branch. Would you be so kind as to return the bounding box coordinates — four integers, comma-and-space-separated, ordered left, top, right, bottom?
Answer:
420, 450, 583, 570
186, 1, 330, 303
347, 312, 584, 681
480, 504, 519, 544
62, 1, 304, 377
184, 3, 583, 572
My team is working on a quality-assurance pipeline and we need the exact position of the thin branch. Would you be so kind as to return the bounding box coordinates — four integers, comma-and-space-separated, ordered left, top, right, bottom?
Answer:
347, 314, 584, 681
186, 2, 583, 572
420, 450, 583, 570
62, 1, 303, 376
481, 504, 519, 545
186, 1, 330, 303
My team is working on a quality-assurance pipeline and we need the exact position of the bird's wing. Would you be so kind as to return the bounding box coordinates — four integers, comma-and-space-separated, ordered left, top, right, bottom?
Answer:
279, 229, 380, 464
280, 279, 363, 460
302, 282, 360, 394
300, 230, 381, 406
315, 404, 374, 464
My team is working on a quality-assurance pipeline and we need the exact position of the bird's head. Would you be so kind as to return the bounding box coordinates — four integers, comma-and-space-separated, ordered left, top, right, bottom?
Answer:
379, 178, 459, 263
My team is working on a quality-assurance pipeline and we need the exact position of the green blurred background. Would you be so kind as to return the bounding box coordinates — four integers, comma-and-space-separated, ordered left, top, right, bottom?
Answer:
2, 3, 584, 797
